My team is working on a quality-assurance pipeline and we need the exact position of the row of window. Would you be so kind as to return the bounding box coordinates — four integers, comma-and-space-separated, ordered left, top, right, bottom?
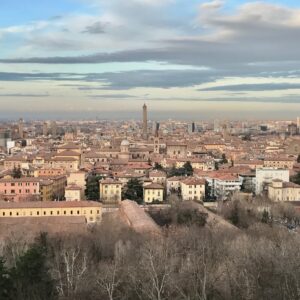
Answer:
146, 190, 161, 196
4, 182, 38, 187
1, 209, 100, 217
104, 185, 120, 188
4, 189, 37, 194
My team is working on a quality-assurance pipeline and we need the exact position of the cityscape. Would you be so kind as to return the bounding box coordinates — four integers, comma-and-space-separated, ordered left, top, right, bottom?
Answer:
1, 0, 300, 299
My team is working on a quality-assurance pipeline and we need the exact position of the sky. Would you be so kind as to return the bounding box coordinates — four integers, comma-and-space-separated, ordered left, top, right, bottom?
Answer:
1, 0, 300, 120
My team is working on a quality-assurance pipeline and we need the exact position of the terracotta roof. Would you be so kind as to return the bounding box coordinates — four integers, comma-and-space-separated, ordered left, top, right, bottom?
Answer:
167, 176, 185, 181
149, 170, 167, 177
120, 200, 161, 234
100, 178, 122, 184
51, 157, 77, 162
58, 143, 80, 149
144, 183, 164, 189
66, 185, 82, 190
181, 177, 206, 185
55, 150, 81, 157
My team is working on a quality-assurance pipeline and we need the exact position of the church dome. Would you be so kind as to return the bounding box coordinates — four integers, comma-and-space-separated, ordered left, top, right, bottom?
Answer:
121, 139, 130, 146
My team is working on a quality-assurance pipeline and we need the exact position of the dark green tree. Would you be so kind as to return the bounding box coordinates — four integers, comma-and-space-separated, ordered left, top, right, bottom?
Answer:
168, 166, 186, 177
220, 154, 228, 164
177, 209, 208, 227
154, 162, 163, 170
10, 237, 56, 300
261, 209, 270, 224
242, 133, 251, 141
12, 166, 22, 179
229, 202, 239, 226
85, 174, 103, 200
291, 172, 300, 185
0, 257, 13, 299
183, 161, 193, 176
122, 178, 143, 204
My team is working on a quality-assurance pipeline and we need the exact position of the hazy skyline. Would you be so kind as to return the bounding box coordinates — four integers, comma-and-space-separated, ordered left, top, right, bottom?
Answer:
1, 0, 300, 119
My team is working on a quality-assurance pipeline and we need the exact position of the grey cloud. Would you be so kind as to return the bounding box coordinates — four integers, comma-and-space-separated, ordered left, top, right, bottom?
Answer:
0, 93, 49, 97
2, 69, 300, 92
88, 94, 137, 98
1, 2, 300, 81
203, 97, 300, 103
0, 72, 83, 81
83, 69, 216, 89
82, 21, 106, 34
0, 69, 215, 89
198, 83, 300, 92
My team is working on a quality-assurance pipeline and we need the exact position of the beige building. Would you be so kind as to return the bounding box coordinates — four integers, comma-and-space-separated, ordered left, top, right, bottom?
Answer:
181, 177, 205, 202
268, 180, 300, 202
34, 168, 65, 177
149, 170, 167, 187
0, 201, 102, 223
264, 158, 295, 170
65, 185, 83, 201
99, 178, 122, 204
166, 142, 187, 158
67, 171, 86, 189
143, 183, 164, 203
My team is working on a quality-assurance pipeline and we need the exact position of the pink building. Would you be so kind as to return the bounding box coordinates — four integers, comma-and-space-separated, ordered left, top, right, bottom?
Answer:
0, 178, 40, 202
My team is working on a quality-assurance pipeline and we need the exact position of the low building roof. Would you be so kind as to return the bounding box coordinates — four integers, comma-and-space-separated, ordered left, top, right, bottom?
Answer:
181, 177, 206, 185
0, 200, 101, 209
100, 178, 122, 184
144, 183, 164, 189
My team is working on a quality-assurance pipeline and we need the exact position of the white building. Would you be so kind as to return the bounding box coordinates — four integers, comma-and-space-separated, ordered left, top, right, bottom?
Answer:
256, 168, 289, 195
214, 175, 243, 201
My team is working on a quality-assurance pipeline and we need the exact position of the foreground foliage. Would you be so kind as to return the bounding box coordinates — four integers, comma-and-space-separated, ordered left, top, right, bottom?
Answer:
1, 203, 300, 300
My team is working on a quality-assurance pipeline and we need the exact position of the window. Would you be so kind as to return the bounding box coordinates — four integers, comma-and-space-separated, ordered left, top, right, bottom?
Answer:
50, 211, 53, 215
64, 211, 66, 215
90, 210, 93, 214
44, 211, 46, 215
77, 210, 80, 215
2, 212, 5, 216
16, 212, 19, 216
57, 211, 60, 215
9, 212, 12, 216
97, 210, 100, 214
71, 210, 73, 215
37, 211, 39, 215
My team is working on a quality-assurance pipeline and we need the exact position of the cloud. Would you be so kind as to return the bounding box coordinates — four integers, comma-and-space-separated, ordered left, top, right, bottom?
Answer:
82, 21, 107, 34
1, 1, 299, 72
1, 1, 300, 100
0, 93, 49, 97
0, 69, 214, 89
88, 94, 137, 98
200, 1, 224, 10
198, 83, 300, 92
